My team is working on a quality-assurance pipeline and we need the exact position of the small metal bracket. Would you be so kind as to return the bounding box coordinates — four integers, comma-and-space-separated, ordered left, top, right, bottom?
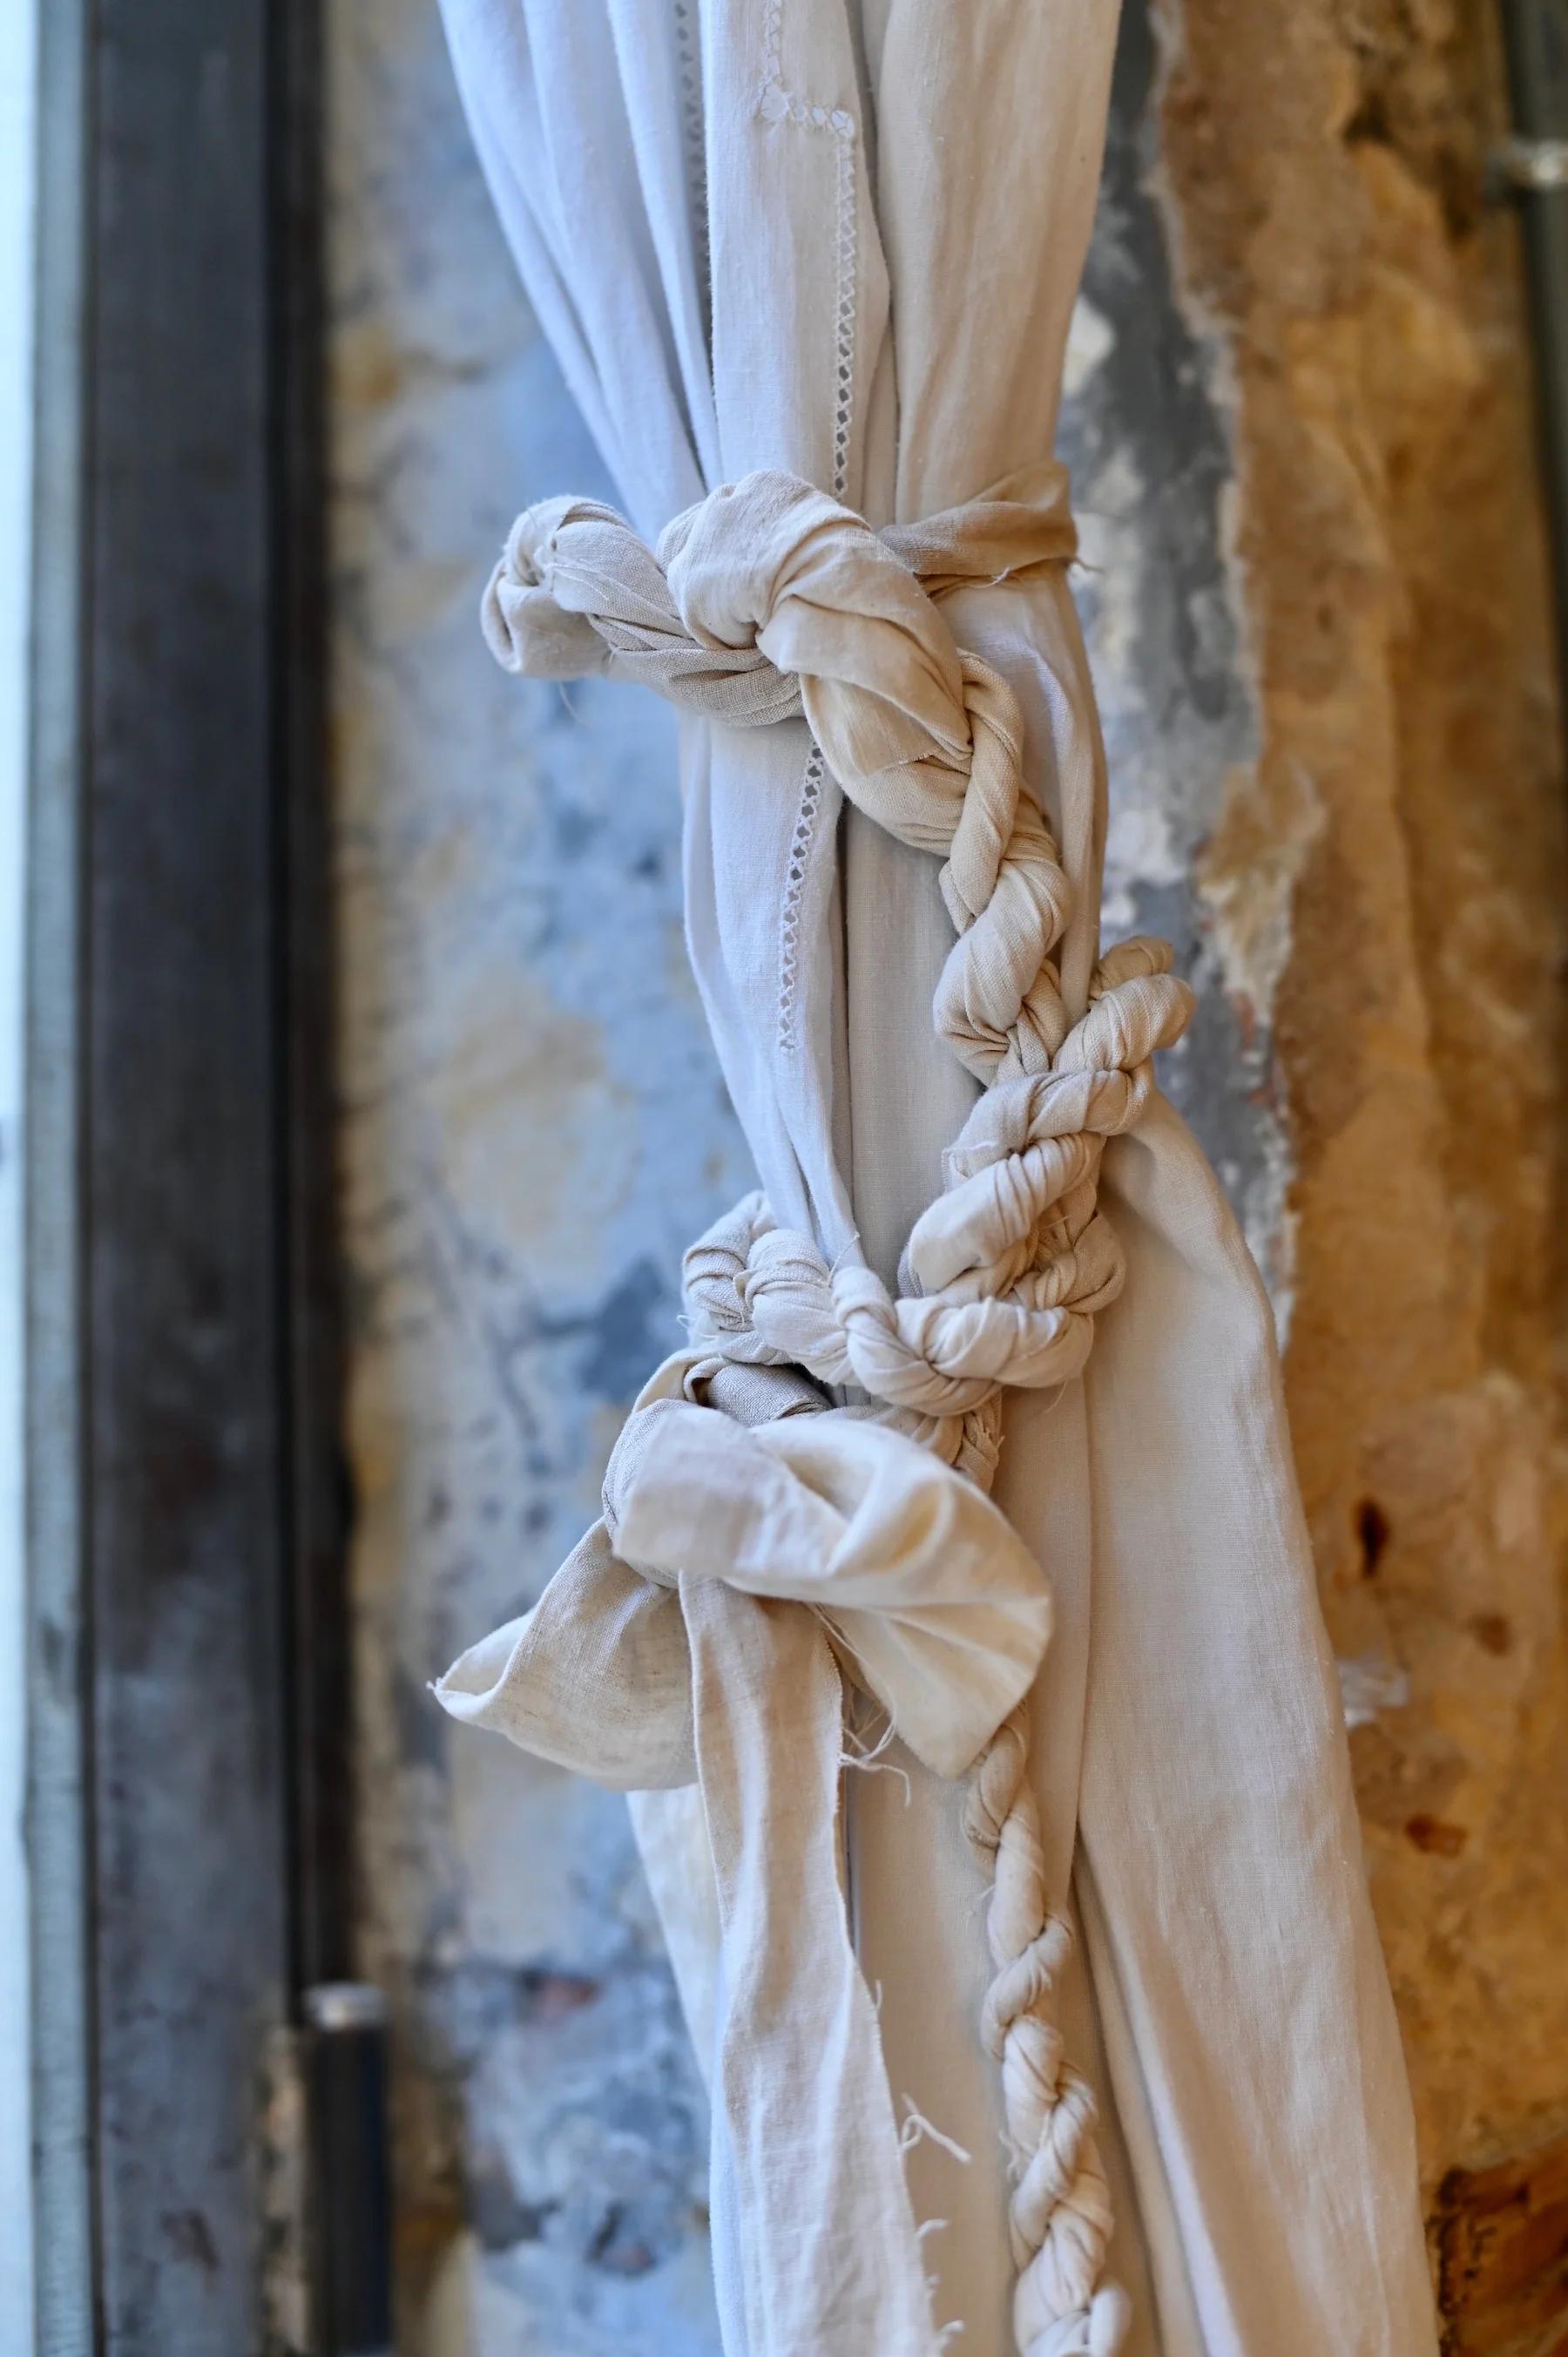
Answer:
1495, 0, 1568, 706
1490, 131, 1568, 194
302, 1984, 395, 2357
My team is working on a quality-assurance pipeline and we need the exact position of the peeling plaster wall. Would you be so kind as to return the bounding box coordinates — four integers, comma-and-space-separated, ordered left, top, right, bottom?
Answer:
328, 7, 739, 2347
330, 2, 1568, 2350
1146, 0, 1568, 2342
1064, 7, 1288, 1293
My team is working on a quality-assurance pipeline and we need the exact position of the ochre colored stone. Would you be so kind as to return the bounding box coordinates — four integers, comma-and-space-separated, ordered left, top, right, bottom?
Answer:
1435, 2134, 1568, 2353
1159, 0, 1568, 2328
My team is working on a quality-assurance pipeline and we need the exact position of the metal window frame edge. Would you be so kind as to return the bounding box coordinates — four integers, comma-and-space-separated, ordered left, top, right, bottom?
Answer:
25, 0, 94, 2343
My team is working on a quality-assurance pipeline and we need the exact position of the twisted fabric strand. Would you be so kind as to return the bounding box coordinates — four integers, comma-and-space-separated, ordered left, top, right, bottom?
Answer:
481, 465, 1192, 2355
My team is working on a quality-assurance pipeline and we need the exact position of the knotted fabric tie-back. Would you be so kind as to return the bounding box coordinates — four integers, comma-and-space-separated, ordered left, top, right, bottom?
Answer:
438, 1348, 1053, 2357
440, 464, 1193, 2357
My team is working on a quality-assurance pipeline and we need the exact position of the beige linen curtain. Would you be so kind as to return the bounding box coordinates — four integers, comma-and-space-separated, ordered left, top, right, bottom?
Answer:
433, 3, 1438, 2352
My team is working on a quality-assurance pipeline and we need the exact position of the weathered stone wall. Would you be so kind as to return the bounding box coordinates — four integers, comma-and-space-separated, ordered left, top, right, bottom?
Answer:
328, 2, 1567, 2349
1149, 0, 1568, 2343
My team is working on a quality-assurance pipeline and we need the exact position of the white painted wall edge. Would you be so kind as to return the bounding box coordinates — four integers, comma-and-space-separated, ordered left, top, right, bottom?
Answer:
0, 0, 38, 2328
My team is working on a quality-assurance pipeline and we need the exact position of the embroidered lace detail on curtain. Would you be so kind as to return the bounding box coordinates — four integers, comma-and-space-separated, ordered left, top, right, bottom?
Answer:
467, 463, 1193, 2357
829, 122, 856, 496
778, 739, 826, 1056
754, 17, 858, 1051
755, 7, 859, 498
672, 0, 712, 350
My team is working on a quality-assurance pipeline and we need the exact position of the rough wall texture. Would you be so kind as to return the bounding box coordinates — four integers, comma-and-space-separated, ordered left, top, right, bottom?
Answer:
1148, 0, 1568, 2345
328, 1, 1567, 2350
328, 5, 738, 2347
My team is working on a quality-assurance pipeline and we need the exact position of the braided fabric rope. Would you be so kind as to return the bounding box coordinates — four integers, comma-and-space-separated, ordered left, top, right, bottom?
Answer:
483, 468, 1191, 2356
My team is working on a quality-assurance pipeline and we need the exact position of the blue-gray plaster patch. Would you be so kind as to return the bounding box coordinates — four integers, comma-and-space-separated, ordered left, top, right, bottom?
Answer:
332, 6, 1275, 2354
1063, 0, 1282, 1274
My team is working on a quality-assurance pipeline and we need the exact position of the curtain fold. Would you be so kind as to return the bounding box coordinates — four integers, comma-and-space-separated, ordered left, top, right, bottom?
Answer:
435, 3, 1437, 2350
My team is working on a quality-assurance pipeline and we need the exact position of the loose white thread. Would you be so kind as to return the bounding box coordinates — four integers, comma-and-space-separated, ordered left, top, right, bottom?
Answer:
839, 1714, 914, 1806
899, 2102, 973, 2169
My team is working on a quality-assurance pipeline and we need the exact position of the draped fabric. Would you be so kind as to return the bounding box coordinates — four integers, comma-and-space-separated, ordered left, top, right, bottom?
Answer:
439, 1345, 1062, 2357
435, 4, 1439, 2353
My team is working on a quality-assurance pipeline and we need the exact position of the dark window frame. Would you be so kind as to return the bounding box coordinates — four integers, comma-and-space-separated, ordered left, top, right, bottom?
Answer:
26, 2, 354, 2346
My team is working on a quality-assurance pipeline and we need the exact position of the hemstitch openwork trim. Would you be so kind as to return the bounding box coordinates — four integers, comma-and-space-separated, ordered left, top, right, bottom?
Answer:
751, 1, 862, 1055
777, 738, 826, 1058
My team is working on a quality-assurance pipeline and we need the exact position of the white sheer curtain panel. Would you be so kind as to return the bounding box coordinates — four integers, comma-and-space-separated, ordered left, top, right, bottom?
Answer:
432, 5, 1439, 2354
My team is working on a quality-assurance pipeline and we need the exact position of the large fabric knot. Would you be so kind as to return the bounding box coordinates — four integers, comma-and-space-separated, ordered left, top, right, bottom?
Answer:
482, 463, 1085, 1086
436, 1348, 1051, 2357
438, 1351, 1052, 1791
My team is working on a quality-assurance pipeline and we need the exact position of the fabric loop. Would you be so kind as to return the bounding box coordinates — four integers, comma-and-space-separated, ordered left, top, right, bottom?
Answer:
597, 1374, 1055, 1779
483, 466, 1094, 1094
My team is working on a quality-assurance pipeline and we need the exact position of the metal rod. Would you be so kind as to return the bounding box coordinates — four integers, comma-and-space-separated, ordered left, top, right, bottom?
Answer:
304, 1985, 395, 2357
267, 4, 395, 2347
25, 0, 96, 2340
1498, 0, 1568, 707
